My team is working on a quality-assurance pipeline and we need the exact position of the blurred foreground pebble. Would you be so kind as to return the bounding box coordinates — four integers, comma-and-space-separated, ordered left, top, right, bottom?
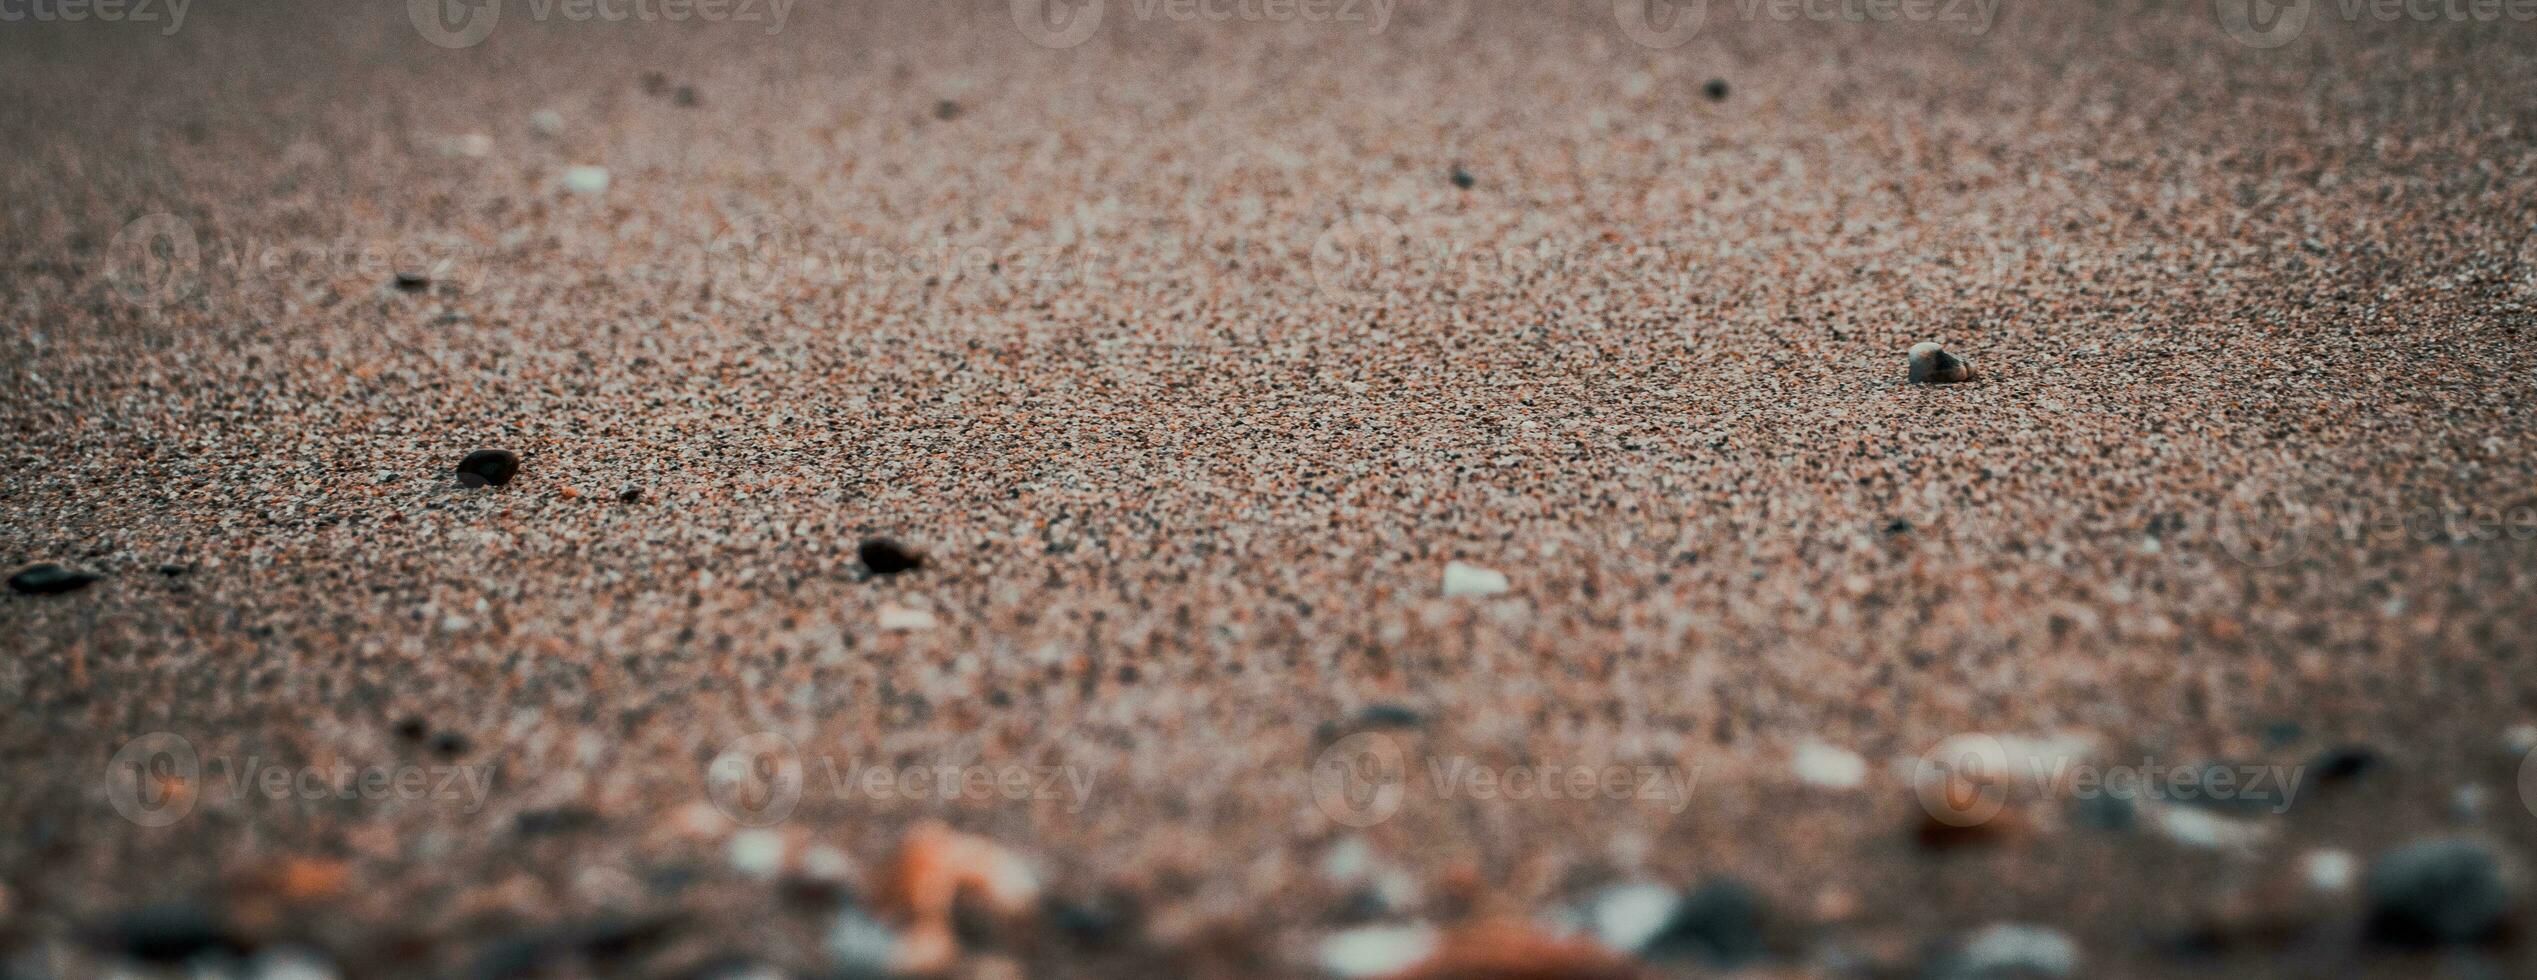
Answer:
8, 562, 101, 595
1908, 342, 1976, 384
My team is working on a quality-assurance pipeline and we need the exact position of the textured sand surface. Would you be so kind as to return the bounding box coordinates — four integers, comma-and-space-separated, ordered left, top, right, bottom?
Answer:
5, 0, 2537, 976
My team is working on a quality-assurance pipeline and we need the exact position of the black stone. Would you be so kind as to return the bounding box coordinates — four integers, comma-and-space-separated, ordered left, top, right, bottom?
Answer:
456, 449, 520, 488
9, 563, 102, 595
617, 484, 643, 503
2310, 744, 2382, 784
393, 273, 430, 293
430, 731, 472, 759
933, 100, 963, 121
393, 716, 428, 741
857, 538, 924, 576
2366, 838, 2514, 947
515, 806, 601, 836
673, 85, 699, 107
1449, 166, 1476, 189
104, 903, 246, 964
1354, 702, 1425, 730
1644, 878, 1766, 967
1702, 78, 1730, 101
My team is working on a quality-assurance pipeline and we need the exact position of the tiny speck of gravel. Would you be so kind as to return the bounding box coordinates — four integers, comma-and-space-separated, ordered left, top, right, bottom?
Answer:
8, 563, 102, 595
674, 85, 698, 107
455, 449, 519, 489
392, 273, 429, 293
1449, 166, 1476, 189
618, 485, 643, 503
858, 538, 924, 576
640, 71, 668, 96
933, 100, 963, 121
393, 717, 427, 741
1703, 78, 1730, 101
429, 731, 471, 759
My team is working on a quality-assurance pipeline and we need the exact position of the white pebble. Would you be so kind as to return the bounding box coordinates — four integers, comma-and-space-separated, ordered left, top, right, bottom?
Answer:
1587, 882, 1681, 954
1441, 561, 1509, 597
1792, 741, 1868, 789
563, 165, 611, 195
435, 133, 493, 159
2155, 806, 2269, 851
877, 604, 938, 631
729, 828, 787, 878
1956, 922, 2079, 977
2302, 849, 2357, 892
530, 109, 566, 138
1317, 923, 1439, 978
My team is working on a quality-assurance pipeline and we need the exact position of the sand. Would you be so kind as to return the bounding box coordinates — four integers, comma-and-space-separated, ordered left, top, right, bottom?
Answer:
4, 0, 2537, 976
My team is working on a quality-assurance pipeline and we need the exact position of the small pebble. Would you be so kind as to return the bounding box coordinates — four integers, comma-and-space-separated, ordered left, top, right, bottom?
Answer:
1702, 78, 1730, 101
435, 133, 493, 159
2451, 784, 2490, 823
617, 484, 643, 504
2302, 849, 2357, 893
429, 731, 471, 758
1642, 878, 1765, 967
1353, 702, 1425, 730
1791, 741, 1867, 790
674, 85, 699, 107
1440, 561, 1509, 598
2504, 723, 2537, 757
1317, 923, 1438, 978
640, 71, 670, 96
2365, 838, 2517, 946
2309, 744, 2381, 784
392, 273, 430, 293
529, 109, 566, 138
876, 604, 938, 632
1585, 882, 1680, 954
730, 828, 787, 878
933, 100, 963, 121
857, 538, 925, 576
563, 165, 611, 195
1448, 165, 1475, 189
1945, 922, 2079, 979
1908, 342, 1976, 384
107, 902, 246, 964
455, 449, 520, 488
8, 562, 103, 595
2155, 806, 2269, 851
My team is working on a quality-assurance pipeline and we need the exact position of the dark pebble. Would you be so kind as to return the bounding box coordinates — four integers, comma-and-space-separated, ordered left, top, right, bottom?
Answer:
393, 273, 430, 293
2068, 791, 2137, 832
857, 538, 924, 576
157, 563, 189, 576
393, 716, 428, 741
430, 731, 472, 759
1644, 878, 1766, 967
674, 85, 698, 107
105, 903, 247, 964
456, 449, 520, 489
640, 71, 669, 96
2310, 744, 2382, 784
933, 99, 962, 121
1703, 78, 1730, 101
2365, 838, 2516, 947
516, 806, 602, 836
617, 484, 643, 503
9, 562, 103, 595
1354, 702, 1426, 729
1449, 166, 1476, 190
